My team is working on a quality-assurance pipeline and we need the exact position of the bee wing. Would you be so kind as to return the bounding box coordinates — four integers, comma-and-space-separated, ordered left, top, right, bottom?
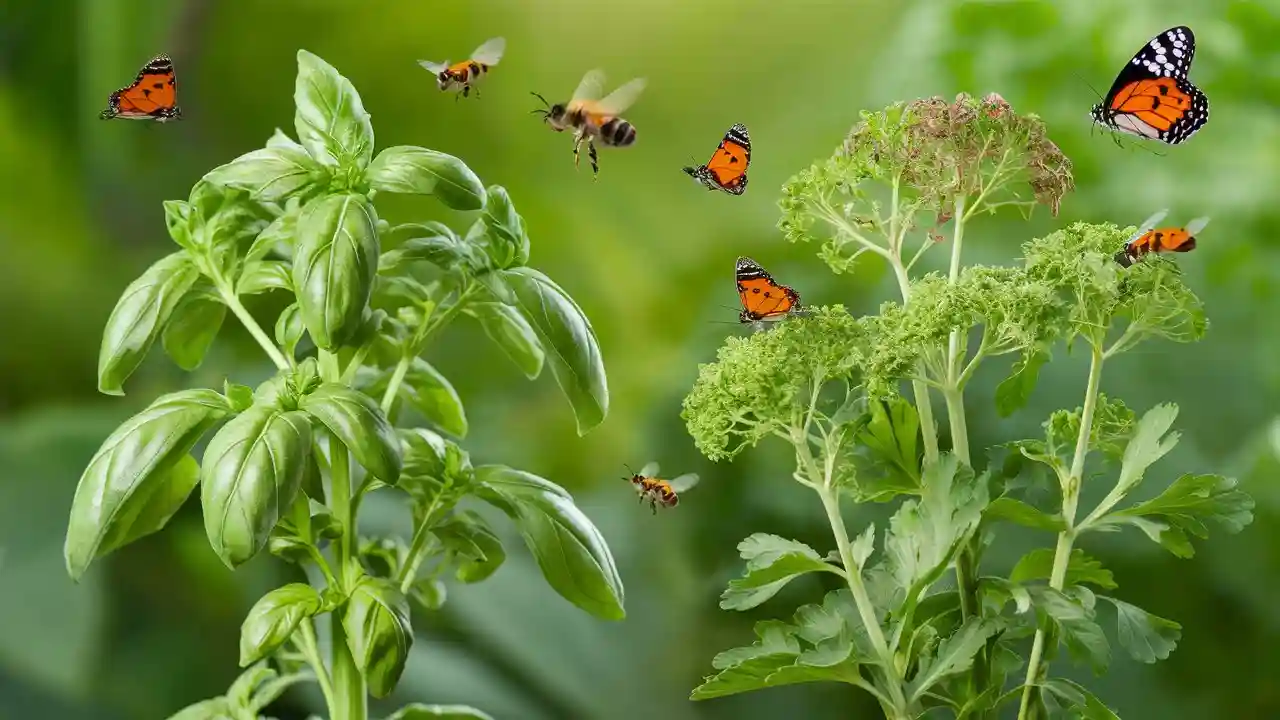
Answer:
594, 77, 647, 116
638, 461, 660, 479
570, 68, 606, 104
1184, 216, 1211, 235
667, 473, 700, 493
418, 59, 448, 74
470, 37, 506, 66
1129, 208, 1169, 242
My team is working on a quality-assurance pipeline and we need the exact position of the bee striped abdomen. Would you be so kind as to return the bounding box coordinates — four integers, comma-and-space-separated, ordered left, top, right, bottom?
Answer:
599, 117, 636, 147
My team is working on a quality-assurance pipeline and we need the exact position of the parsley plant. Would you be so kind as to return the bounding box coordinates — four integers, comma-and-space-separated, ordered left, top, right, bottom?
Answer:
683, 94, 1253, 719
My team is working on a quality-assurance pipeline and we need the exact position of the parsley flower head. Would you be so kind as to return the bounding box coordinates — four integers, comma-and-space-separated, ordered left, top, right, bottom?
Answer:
682, 307, 868, 461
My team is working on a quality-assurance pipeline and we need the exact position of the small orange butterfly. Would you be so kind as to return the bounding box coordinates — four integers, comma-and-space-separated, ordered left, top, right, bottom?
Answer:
1115, 209, 1209, 267
684, 124, 750, 195
736, 256, 802, 325
100, 54, 181, 122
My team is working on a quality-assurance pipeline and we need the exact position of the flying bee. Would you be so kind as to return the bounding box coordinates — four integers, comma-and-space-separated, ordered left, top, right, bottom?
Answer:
1115, 208, 1210, 267
418, 37, 506, 99
531, 68, 646, 178
624, 462, 699, 515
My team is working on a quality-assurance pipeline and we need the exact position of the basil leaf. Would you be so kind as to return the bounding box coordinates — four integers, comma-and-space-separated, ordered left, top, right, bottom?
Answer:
237, 259, 294, 295
98, 252, 201, 395
367, 146, 485, 210
474, 465, 624, 619
431, 511, 505, 583
343, 577, 413, 698
202, 145, 324, 201
239, 582, 323, 665
467, 302, 544, 379
294, 50, 374, 169
64, 389, 231, 579
201, 406, 313, 568
501, 268, 608, 435
387, 704, 496, 720
293, 193, 379, 350
274, 302, 305, 360
301, 383, 402, 484
400, 358, 467, 437
162, 287, 226, 371
475, 185, 529, 268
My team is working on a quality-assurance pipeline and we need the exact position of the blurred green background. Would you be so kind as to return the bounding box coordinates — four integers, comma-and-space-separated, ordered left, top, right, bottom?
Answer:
2, 0, 1279, 718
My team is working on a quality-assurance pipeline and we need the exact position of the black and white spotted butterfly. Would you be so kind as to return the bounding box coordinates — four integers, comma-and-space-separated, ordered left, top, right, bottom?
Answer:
1090, 26, 1208, 145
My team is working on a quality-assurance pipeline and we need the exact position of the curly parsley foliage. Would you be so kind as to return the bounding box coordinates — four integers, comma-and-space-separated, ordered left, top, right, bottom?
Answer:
779, 93, 1073, 276
862, 266, 1064, 399
688, 92, 1249, 720
1022, 221, 1205, 353
682, 306, 868, 461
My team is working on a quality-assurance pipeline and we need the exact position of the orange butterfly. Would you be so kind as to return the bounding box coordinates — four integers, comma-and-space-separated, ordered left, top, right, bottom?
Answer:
1090, 26, 1207, 144
100, 54, 181, 122
684, 124, 750, 195
736, 256, 801, 325
1115, 209, 1209, 267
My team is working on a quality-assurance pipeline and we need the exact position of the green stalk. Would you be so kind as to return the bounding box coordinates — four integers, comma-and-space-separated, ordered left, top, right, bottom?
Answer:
795, 431, 908, 716
396, 493, 449, 593
817, 484, 910, 719
220, 288, 291, 370
1016, 345, 1105, 720
379, 286, 476, 415
320, 350, 367, 720
890, 256, 941, 466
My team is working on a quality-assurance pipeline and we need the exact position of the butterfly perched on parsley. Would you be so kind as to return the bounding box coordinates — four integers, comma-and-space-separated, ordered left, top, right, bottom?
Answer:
100, 54, 181, 122
684, 124, 750, 195
1090, 26, 1207, 144
1114, 209, 1210, 267
736, 256, 803, 326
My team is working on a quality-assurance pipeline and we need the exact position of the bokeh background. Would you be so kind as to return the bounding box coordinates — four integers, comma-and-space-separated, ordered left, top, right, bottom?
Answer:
2, 0, 1279, 718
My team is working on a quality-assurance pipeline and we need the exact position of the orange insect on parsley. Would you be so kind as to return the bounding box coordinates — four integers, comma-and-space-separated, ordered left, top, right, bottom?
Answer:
625, 462, 700, 515
736, 256, 802, 326
99, 54, 180, 122
684, 123, 750, 195
419, 37, 506, 100
1090, 26, 1207, 144
1115, 209, 1210, 267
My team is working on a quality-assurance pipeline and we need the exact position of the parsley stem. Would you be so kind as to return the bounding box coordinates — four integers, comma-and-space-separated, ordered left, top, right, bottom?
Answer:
816, 484, 910, 717
1017, 344, 1104, 720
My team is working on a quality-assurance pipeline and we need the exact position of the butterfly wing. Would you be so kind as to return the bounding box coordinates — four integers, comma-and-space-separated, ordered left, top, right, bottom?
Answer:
470, 37, 506, 66
736, 256, 799, 321
419, 59, 449, 74
667, 473, 700, 494
1098, 26, 1207, 144
102, 54, 179, 121
702, 124, 751, 194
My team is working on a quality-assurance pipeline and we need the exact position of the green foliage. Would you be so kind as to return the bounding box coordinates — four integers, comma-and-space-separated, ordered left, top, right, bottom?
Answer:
63, 49, 620, 719
720, 534, 843, 611
682, 306, 867, 461
684, 94, 1253, 720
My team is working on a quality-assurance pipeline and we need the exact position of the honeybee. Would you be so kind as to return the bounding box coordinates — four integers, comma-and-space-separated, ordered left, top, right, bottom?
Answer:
532, 68, 646, 178
1115, 208, 1210, 267
625, 462, 699, 515
418, 37, 506, 99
